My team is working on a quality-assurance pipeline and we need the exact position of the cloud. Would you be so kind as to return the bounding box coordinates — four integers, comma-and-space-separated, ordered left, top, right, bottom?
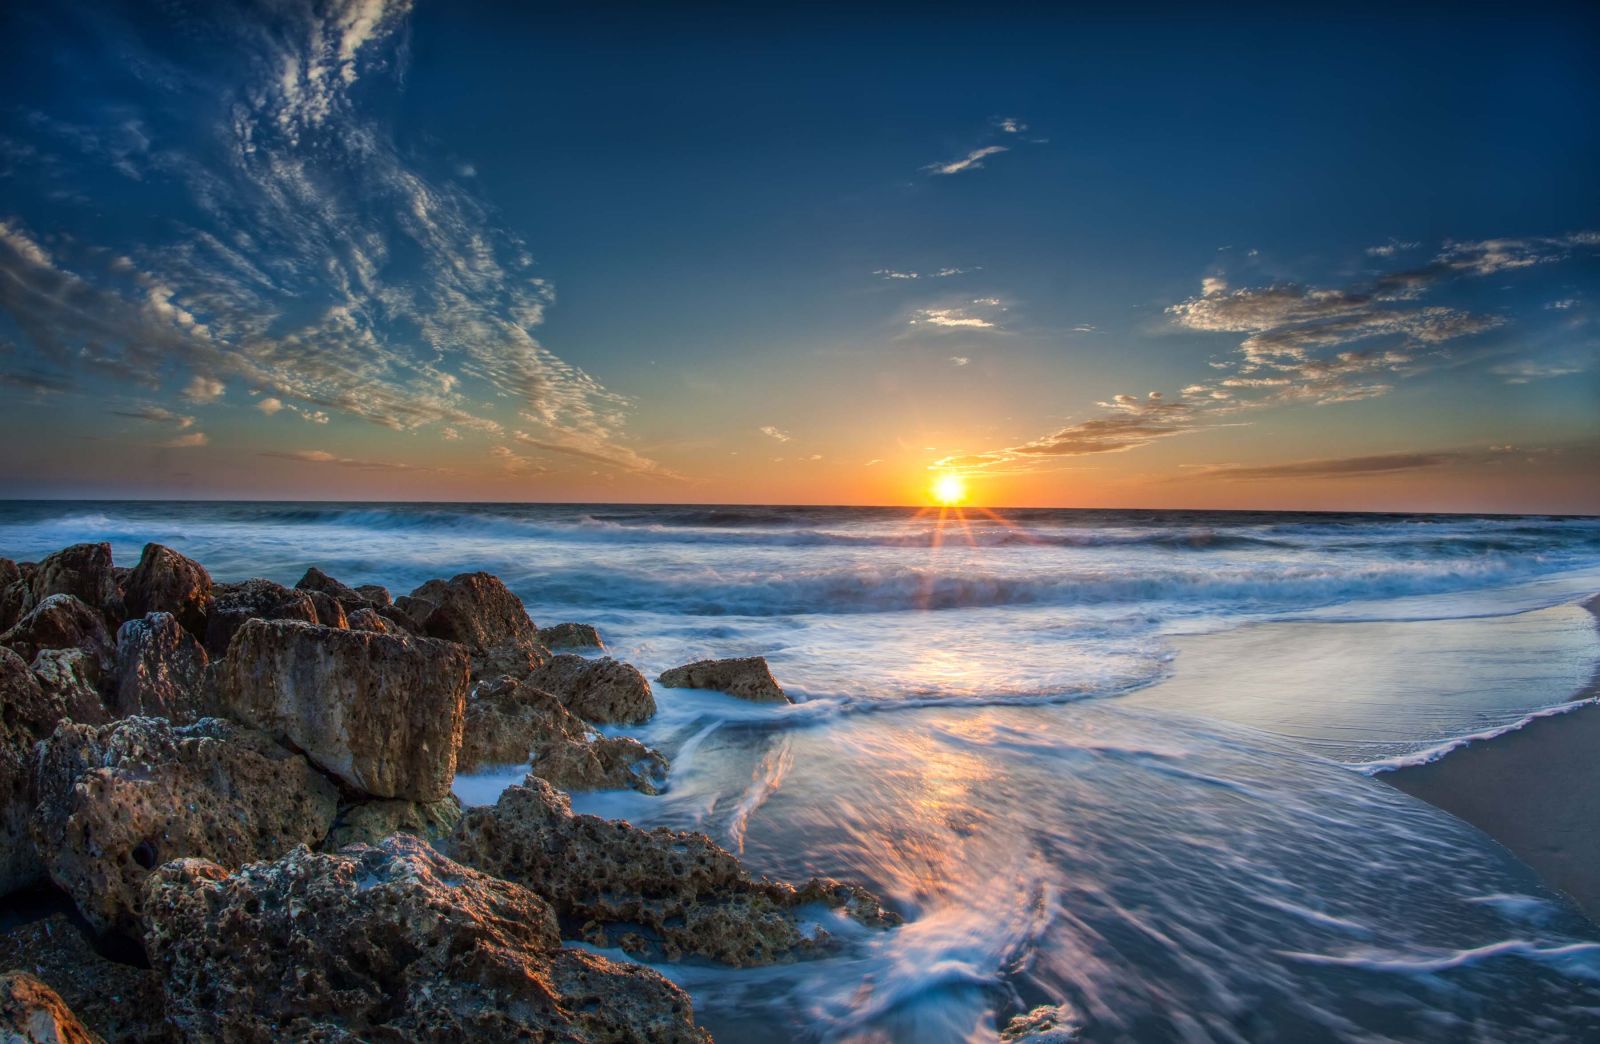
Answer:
159, 431, 208, 448
180, 374, 225, 403
942, 230, 1585, 474
113, 404, 194, 427
1491, 359, 1590, 384
874, 266, 974, 281
950, 356, 970, 366
0, 0, 661, 477
925, 145, 1008, 176
865, 458, 883, 466
259, 448, 428, 471
995, 117, 1027, 134
256, 397, 284, 415
909, 298, 1007, 330
1365, 240, 1420, 258
759, 425, 792, 443
1182, 446, 1523, 481
1547, 298, 1579, 310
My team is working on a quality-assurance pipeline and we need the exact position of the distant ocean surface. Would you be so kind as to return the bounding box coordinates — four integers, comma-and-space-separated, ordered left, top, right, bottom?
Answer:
6, 501, 1600, 1041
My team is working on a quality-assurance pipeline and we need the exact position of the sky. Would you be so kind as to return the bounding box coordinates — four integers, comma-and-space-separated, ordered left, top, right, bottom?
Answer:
0, 0, 1596, 511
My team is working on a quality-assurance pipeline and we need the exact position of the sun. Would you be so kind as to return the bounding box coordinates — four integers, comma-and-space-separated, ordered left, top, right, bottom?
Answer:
931, 474, 968, 506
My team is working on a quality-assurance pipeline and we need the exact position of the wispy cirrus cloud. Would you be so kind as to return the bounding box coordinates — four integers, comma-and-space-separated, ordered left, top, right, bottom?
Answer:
759, 425, 792, 443
938, 230, 1597, 474
925, 145, 1008, 176
1181, 445, 1538, 481
259, 447, 428, 471
112, 404, 195, 428
0, 0, 659, 477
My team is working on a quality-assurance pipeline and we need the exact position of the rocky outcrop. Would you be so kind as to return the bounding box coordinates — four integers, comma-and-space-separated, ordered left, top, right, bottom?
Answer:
325, 794, 463, 848
215, 619, 469, 801
2, 595, 113, 672
403, 572, 547, 679
0, 972, 102, 1044
660, 655, 791, 703
525, 654, 656, 725
459, 678, 669, 794
29, 649, 111, 727
110, 614, 209, 723
1000, 1004, 1084, 1042
451, 778, 898, 966
201, 578, 316, 658
31, 716, 339, 935
538, 621, 604, 650
1, 648, 54, 896
141, 836, 709, 1042
30, 543, 118, 619
345, 606, 391, 632
301, 588, 348, 629
355, 583, 392, 606
294, 566, 368, 611
122, 545, 211, 641
0, 559, 30, 632
0, 915, 171, 1043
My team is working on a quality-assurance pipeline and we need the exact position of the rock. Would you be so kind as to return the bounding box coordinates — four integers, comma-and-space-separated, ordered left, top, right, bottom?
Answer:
405, 572, 548, 679
450, 778, 899, 966
294, 566, 368, 611
201, 578, 317, 658
121, 545, 212, 641
110, 614, 209, 723
376, 603, 422, 634
0, 972, 102, 1044
215, 619, 468, 801
525, 654, 656, 725
2, 595, 113, 672
659, 655, 791, 703
538, 621, 604, 650
0, 561, 30, 633
141, 835, 709, 1042
355, 583, 391, 606
29, 544, 118, 619
0, 581, 33, 635
1001, 1004, 1084, 1042
31, 715, 339, 935
1, 648, 55, 896
459, 678, 669, 794
29, 649, 110, 727
325, 794, 463, 848
302, 588, 348, 629
0, 915, 171, 1043
345, 606, 391, 633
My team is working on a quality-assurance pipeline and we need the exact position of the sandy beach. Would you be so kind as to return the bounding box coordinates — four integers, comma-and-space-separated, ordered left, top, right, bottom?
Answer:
1386, 595, 1600, 923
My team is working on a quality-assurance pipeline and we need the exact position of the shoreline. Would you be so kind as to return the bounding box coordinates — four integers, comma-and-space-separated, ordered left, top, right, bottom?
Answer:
1384, 594, 1600, 923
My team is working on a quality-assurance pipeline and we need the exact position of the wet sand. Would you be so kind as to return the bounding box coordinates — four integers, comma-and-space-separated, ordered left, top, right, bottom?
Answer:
1386, 595, 1600, 924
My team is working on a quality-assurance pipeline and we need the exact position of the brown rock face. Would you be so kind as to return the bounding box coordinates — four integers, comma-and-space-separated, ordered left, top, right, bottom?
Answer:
141, 835, 710, 1042
355, 583, 392, 606
31, 716, 339, 935
2, 595, 113, 672
0, 972, 102, 1044
111, 613, 209, 723
459, 678, 669, 794
201, 578, 317, 658
30, 543, 118, 619
405, 572, 548, 679
659, 655, 791, 703
525, 654, 656, 724
325, 794, 463, 848
216, 619, 469, 801
295, 566, 368, 610
1, 648, 55, 896
0, 915, 172, 1043
0, 560, 30, 632
122, 544, 212, 641
301, 588, 348, 629
537, 621, 604, 650
29, 649, 112, 727
345, 606, 392, 633
450, 778, 899, 966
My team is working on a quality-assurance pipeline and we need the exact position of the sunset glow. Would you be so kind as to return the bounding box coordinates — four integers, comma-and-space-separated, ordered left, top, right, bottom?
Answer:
932, 474, 969, 506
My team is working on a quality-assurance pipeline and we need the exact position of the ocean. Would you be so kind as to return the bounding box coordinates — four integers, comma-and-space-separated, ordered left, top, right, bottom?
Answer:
5, 501, 1600, 1041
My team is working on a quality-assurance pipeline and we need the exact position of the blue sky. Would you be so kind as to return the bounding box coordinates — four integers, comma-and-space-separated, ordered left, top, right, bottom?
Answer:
0, 0, 1596, 509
